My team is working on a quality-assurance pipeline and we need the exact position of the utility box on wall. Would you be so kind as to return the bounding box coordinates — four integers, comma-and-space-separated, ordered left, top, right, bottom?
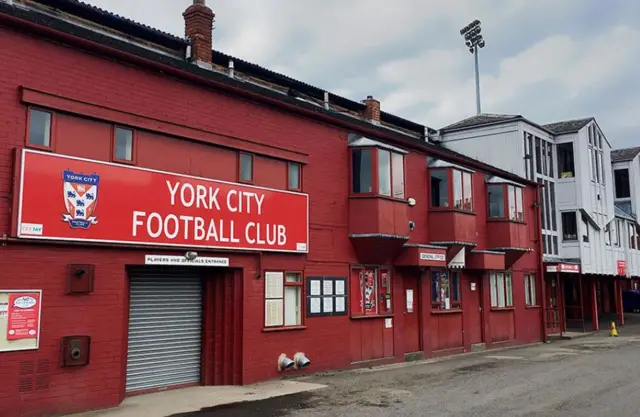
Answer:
67, 264, 95, 294
60, 336, 91, 367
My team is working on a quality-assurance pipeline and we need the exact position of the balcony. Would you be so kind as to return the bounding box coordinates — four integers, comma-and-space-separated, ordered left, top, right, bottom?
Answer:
349, 196, 409, 264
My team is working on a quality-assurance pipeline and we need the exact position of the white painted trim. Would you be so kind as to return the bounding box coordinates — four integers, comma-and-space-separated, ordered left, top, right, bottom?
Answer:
347, 136, 408, 154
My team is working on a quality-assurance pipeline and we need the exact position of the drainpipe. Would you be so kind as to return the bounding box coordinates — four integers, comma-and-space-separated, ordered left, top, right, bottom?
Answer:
535, 183, 548, 343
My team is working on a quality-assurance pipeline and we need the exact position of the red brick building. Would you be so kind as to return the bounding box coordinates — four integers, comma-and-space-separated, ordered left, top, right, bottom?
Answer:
0, 1, 545, 416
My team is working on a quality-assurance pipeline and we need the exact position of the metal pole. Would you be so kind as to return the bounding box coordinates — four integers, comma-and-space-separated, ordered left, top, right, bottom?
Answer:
578, 271, 585, 333
474, 46, 481, 115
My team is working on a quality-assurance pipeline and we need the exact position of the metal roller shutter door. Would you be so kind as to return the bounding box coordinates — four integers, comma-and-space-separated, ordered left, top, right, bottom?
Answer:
126, 269, 203, 392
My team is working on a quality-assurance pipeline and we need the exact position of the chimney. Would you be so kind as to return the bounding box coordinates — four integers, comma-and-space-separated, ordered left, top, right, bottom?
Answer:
183, 0, 215, 68
362, 96, 381, 124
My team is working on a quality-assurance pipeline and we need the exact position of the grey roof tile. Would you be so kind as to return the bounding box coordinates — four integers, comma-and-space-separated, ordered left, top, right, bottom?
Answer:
611, 147, 640, 163
542, 117, 593, 134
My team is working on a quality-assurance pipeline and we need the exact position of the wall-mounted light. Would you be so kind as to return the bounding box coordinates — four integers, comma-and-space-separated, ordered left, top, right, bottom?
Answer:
277, 353, 295, 371
185, 251, 198, 261
407, 197, 416, 207
409, 221, 416, 231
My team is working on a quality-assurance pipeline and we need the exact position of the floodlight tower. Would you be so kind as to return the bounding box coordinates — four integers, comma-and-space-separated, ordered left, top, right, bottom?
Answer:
460, 20, 486, 115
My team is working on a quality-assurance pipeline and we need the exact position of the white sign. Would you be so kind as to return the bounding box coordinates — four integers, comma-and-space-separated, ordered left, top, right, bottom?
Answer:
144, 255, 229, 267
20, 223, 43, 236
420, 252, 446, 261
385, 318, 393, 328
470, 282, 477, 291
406, 289, 414, 312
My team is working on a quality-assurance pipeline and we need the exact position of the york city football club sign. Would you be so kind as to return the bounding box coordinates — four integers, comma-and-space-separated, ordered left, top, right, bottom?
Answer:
62, 170, 100, 229
14, 149, 309, 253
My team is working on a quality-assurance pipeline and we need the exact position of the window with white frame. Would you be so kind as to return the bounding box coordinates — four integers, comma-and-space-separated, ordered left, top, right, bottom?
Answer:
524, 274, 537, 306
264, 271, 303, 327
490, 272, 513, 308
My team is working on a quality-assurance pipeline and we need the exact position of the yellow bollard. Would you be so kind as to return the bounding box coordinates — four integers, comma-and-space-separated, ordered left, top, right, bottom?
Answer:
610, 321, 618, 337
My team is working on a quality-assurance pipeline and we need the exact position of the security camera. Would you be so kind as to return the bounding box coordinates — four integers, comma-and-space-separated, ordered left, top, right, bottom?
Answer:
409, 221, 416, 231
407, 198, 416, 207
185, 251, 198, 261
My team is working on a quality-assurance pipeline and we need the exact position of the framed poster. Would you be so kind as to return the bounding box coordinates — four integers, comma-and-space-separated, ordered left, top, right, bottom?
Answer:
306, 276, 348, 317
0, 290, 43, 352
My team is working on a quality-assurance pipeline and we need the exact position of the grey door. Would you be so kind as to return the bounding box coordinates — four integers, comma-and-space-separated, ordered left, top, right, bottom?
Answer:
126, 269, 203, 392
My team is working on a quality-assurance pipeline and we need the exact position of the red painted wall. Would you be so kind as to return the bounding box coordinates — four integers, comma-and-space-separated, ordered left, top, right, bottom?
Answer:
0, 24, 542, 417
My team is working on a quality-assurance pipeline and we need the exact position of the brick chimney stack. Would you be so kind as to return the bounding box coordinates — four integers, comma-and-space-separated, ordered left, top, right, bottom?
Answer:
183, 0, 214, 67
362, 96, 381, 124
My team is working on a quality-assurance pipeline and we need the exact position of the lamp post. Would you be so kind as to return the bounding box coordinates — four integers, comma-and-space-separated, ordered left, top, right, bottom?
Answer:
460, 20, 486, 115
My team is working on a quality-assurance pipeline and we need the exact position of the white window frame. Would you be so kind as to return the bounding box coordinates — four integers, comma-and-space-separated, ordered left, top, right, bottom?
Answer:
524, 274, 537, 306
264, 271, 303, 328
490, 272, 513, 308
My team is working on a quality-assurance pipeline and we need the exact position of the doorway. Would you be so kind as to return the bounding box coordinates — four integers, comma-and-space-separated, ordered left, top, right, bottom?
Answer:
545, 274, 562, 334
402, 272, 421, 354
465, 275, 484, 345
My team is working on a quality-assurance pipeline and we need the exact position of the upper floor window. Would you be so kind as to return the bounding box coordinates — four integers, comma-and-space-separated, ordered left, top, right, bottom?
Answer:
561, 211, 577, 241
581, 213, 590, 243
431, 270, 460, 311
614, 169, 630, 199
113, 126, 134, 163
351, 148, 405, 199
430, 168, 473, 212
239, 152, 253, 183
557, 142, 575, 178
487, 183, 524, 222
288, 162, 301, 191
589, 125, 605, 185
27, 108, 52, 149
629, 222, 639, 250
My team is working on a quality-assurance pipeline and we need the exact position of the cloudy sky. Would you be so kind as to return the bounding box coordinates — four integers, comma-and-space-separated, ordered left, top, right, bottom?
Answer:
84, 0, 640, 148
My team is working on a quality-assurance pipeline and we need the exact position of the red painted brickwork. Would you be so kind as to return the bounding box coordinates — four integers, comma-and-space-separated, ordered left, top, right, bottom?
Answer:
0, 24, 543, 417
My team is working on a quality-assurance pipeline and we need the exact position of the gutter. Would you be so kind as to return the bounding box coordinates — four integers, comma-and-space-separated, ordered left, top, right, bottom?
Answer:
0, 4, 535, 186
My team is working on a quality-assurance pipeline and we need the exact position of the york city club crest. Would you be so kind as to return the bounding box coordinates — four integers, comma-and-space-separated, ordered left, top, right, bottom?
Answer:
62, 170, 100, 229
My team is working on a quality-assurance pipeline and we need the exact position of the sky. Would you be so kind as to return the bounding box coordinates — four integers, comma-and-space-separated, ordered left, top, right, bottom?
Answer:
83, 0, 640, 149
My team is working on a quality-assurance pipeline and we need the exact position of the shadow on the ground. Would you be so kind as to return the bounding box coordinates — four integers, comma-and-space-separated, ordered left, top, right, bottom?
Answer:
166, 392, 315, 417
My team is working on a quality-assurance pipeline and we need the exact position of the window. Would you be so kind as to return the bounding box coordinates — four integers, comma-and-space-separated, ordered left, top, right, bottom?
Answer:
431, 169, 472, 211
487, 184, 504, 218
288, 162, 301, 191
239, 153, 253, 183
562, 211, 578, 241
629, 223, 637, 250
490, 272, 513, 308
264, 271, 302, 328
524, 274, 537, 306
431, 270, 461, 310
581, 213, 590, 243
487, 183, 524, 221
352, 149, 373, 193
113, 127, 134, 162
557, 142, 575, 178
605, 223, 611, 246
615, 169, 630, 199
430, 169, 449, 208
391, 152, 405, 199
27, 108, 52, 148
350, 267, 392, 317
614, 219, 621, 247
535, 137, 542, 174
351, 148, 405, 198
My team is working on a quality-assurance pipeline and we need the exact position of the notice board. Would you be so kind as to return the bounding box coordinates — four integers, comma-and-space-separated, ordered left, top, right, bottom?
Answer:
0, 290, 42, 352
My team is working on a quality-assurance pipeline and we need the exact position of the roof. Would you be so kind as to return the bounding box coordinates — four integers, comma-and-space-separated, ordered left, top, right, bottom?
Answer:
0, 0, 535, 187
542, 117, 593, 135
611, 147, 640, 163
30, 0, 428, 136
440, 113, 555, 135
441, 113, 521, 130
615, 202, 636, 221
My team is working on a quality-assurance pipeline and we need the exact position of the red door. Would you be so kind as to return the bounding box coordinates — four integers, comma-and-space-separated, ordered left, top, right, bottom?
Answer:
465, 276, 483, 345
403, 274, 421, 353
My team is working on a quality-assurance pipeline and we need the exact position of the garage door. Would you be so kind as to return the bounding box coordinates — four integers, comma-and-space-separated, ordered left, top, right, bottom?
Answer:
126, 269, 203, 392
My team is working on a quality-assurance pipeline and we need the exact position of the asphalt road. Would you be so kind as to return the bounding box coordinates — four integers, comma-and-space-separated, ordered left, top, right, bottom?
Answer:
172, 328, 640, 417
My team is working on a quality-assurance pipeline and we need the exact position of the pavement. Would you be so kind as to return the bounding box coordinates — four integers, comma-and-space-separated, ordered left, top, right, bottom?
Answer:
65, 314, 640, 417
171, 316, 640, 417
